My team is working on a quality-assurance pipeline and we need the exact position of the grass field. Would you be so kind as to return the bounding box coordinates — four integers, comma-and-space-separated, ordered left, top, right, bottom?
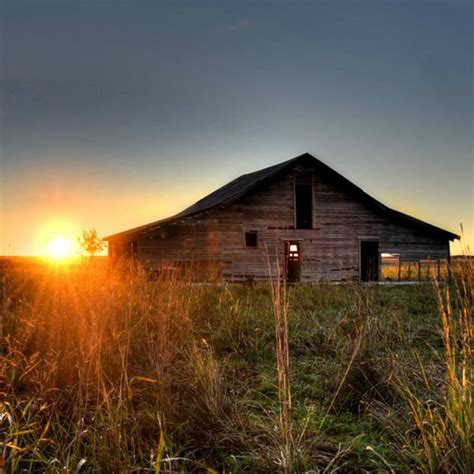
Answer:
0, 257, 472, 472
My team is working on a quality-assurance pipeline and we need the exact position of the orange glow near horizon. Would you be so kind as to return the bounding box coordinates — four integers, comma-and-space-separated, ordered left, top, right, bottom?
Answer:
0, 180, 470, 257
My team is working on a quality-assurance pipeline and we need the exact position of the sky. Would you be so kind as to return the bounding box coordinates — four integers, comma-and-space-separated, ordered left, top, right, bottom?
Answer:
1, 0, 473, 256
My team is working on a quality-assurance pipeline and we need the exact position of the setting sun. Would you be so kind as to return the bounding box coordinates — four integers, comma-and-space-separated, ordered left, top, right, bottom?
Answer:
48, 237, 71, 259
35, 218, 80, 258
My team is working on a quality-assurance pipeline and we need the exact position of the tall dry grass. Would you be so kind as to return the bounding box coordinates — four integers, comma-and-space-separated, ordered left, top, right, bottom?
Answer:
0, 255, 472, 472
0, 260, 242, 471
368, 256, 473, 473
267, 255, 293, 472
400, 257, 473, 472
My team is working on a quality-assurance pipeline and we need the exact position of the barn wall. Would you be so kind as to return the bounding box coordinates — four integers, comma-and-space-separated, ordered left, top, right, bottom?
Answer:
129, 165, 450, 281
137, 221, 221, 266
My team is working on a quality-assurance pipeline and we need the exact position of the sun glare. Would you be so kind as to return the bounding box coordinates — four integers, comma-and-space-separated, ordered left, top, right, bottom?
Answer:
48, 237, 71, 259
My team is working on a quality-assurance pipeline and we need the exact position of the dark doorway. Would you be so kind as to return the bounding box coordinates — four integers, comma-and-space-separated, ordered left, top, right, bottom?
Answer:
360, 241, 379, 281
285, 241, 301, 282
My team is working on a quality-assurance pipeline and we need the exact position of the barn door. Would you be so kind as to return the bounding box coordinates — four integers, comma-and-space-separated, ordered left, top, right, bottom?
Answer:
360, 241, 379, 281
285, 241, 301, 282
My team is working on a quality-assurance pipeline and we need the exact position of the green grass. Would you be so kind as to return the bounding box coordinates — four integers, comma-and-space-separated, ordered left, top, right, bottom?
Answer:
0, 258, 472, 472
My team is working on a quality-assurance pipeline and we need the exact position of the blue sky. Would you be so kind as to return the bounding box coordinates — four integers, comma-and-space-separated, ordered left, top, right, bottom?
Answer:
1, 0, 472, 255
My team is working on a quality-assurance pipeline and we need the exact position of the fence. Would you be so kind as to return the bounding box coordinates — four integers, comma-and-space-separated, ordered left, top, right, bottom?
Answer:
381, 256, 449, 281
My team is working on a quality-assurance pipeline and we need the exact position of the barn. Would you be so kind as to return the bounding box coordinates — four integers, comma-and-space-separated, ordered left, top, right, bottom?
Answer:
104, 153, 459, 282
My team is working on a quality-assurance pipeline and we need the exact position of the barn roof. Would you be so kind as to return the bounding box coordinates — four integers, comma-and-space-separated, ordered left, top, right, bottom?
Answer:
104, 153, 459, 242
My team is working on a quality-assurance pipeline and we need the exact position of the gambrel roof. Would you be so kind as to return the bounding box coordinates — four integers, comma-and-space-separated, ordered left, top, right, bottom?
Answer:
104, 153, 459, 242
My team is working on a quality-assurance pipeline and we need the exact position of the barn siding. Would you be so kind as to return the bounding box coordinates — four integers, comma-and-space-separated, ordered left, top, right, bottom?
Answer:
122, 165, 449, 281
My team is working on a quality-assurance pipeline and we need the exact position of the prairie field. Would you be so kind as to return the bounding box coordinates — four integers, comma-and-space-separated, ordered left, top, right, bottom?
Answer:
0, 257, 472, 473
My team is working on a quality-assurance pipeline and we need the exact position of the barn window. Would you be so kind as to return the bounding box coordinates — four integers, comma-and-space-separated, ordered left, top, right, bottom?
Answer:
245, 231, 258, 248
295, 182, 313, 229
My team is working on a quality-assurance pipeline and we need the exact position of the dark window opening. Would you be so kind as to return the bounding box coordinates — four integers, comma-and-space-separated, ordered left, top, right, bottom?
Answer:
245, 231, 258, 248
295, 183, 313, 229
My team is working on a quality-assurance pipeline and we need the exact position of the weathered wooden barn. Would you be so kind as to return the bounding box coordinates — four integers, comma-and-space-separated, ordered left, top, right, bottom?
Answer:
105, 153, 459, 282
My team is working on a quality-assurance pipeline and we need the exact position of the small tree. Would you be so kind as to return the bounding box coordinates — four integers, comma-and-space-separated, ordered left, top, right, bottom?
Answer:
78, 228, 106, 256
